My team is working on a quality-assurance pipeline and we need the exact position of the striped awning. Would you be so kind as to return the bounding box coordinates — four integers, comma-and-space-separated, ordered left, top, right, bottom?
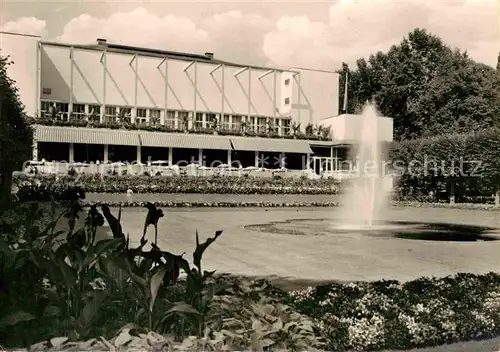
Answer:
139, 132, 232, 150
309, 140, 356, 147
35, 125, 141, 146
230, 137, 314, 154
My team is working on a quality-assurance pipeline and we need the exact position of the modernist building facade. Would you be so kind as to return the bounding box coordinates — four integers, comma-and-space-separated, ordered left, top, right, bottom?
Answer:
1, 31, 392, 172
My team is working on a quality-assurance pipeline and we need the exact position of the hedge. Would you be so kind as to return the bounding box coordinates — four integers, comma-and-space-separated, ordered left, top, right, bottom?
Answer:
389, 127, 500, 200
13, 174, 340, 199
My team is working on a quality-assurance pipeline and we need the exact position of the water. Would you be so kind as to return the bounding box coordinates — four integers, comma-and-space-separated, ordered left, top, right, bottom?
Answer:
337, 103, 390, 229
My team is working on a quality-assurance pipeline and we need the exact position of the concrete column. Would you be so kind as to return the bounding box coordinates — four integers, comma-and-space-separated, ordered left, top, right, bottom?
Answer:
227, 149, 232, 166
168, 147, 173, 166
160, 110, 165, 125
279, 152, 285, 168
32, 141, 38, 161
136, 145, 141, 163
69, 143, 75, 163
334, 148, 339, 171
198, 149, 203, 165
330, 147, 334, 173
306, 153, 311, 170
255, 151, 259, 168
104, 145, 109, 163
449, 181, 455, 205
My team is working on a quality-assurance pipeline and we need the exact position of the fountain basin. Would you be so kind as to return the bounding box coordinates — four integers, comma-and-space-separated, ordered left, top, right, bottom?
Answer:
245, 219, 500, 242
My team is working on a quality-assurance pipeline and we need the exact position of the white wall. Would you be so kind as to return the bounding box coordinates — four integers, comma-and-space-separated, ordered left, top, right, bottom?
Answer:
320, 114, 394, 142
291, 69, 340, 126
38, 42, 340, 123
40, 43, 285, 117
0, 32, 39, 116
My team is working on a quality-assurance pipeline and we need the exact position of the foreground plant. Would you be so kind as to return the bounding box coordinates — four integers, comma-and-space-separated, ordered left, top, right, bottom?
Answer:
0, 200, 323, 351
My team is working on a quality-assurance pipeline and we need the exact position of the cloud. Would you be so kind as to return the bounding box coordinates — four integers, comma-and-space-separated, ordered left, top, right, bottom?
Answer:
57, 8, 272, 64
263, 0, 499, 69
1, 17, 47, 37
58, 8, 211, 53
201, 10, 273, 64
2, 1, 498, 70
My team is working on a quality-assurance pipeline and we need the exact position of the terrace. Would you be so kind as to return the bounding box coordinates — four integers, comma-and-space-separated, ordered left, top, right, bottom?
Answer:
31, 101, 333, 141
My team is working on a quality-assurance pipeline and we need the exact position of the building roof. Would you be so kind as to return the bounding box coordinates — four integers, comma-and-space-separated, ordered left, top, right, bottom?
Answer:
39, 38, 296, 73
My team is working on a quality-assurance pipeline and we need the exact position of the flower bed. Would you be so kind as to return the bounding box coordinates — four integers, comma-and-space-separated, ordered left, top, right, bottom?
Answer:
13, 174, 339, 199
83, 200, 339, 208
391, 200, 500, 211
285, 273, 500, 351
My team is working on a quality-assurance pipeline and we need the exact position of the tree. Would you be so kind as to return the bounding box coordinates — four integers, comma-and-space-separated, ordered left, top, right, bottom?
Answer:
343, 28, 500, 140
0, 54, 34, 206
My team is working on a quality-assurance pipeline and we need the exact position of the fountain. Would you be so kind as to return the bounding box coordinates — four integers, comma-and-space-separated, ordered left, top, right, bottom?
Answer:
244, 103, 500, 242
336, 102, 390, 229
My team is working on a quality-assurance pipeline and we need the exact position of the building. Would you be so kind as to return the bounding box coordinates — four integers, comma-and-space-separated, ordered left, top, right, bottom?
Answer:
1, 31, 392, 174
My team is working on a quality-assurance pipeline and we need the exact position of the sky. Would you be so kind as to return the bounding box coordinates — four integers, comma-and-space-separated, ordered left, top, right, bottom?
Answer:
1, 0, 499, 70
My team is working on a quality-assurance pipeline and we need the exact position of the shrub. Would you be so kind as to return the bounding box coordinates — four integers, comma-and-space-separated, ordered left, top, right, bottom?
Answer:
13, 174, 340, 199
0, 200, 323, 351
389, 127, 500, 200
287, 274, 500, 351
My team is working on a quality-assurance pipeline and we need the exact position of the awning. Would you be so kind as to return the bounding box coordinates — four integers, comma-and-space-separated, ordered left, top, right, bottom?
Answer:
230, 137, 313, 154
139, 132, 232, 150
309, 140, 356, 147
35, 125, 140, 146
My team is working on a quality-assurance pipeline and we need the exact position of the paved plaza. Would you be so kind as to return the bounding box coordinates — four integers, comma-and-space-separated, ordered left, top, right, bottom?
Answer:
108, 206, 500, 284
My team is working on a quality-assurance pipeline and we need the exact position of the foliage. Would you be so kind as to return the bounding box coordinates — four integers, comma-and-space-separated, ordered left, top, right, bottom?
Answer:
0, 200, 323, 351
388, 127, 500, 200
27, 116, 332, 141
338, 28, 500, 140
0, 54, 34, 205
288, 273, 500, 351
13, 174, 340, 198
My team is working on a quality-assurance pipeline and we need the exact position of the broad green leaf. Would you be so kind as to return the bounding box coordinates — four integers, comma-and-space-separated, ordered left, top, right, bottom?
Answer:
251, 317, 263, 331
56, 257, 78, 288
88, 238, 122, 259
272, 318, 283, 331
166, 302, 202, 315
50, 337, 68, 347
193, 230, 223, 271
0, 237, 11, 254
114, 330, 132, 347
43, 305, 61, 318
260, 338, 275, 348
0, 311, 35, 328
149, 266, 168, 312
81, 290, 109, 325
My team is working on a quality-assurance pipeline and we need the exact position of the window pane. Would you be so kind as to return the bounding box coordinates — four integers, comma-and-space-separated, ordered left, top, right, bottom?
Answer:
137, 108, 147, 118
150, 109, 161, 118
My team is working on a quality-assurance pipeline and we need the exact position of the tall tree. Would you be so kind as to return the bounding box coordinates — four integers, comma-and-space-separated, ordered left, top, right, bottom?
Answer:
343, 28, 500, 140
0, 54, 33, 206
